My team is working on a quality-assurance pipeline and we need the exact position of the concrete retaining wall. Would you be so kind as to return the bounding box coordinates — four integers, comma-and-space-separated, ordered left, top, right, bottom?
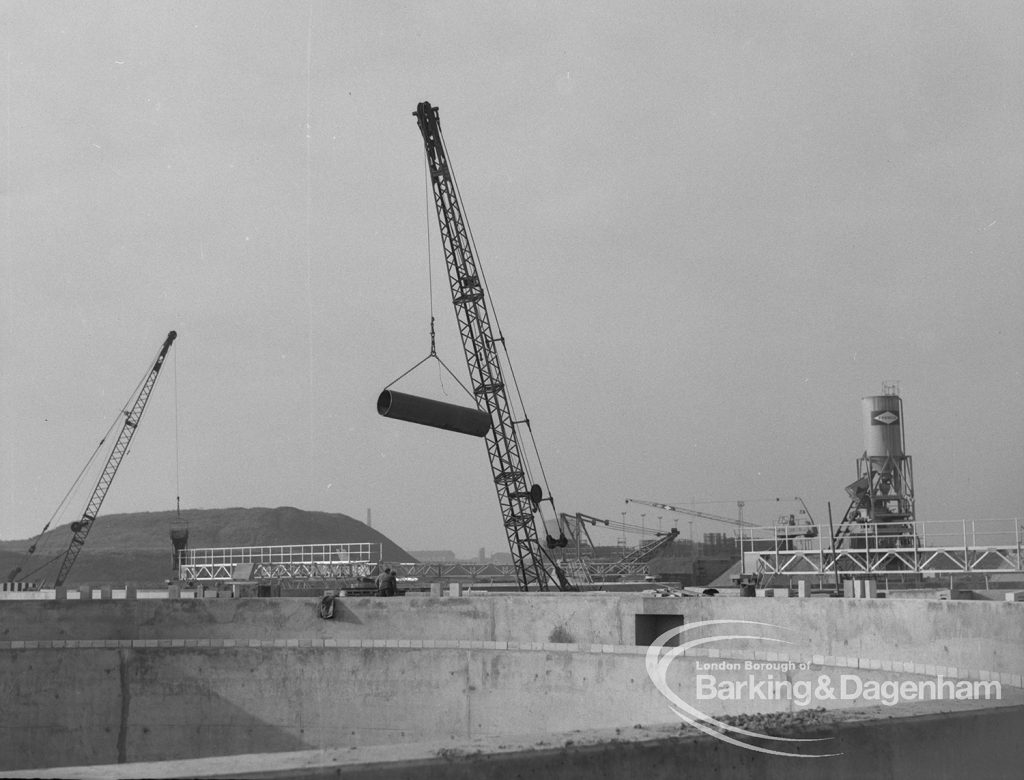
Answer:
643, 596, 1024, 679
5, 640, 1011, 773
1, 593, 1022, 773
8, 701, 1024, 779
250, 702, 1024, 780
3, 593, 1020, 679
0, 644, 676, 770
0, 593, 639, 646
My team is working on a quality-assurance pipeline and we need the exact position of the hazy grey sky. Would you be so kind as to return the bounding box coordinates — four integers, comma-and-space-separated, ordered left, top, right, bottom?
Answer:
2, 1, 1021, 556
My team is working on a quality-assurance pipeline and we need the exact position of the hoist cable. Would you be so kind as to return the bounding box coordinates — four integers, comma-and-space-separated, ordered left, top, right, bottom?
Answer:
424, 152, 435, 328
381, 148, 477, 404
17, 551, 65, 583
173, 344, 183, 527
381, 348, 475, 401
10, 416, 117, 579
12, 343, 161, 580
437, 123, 557, 503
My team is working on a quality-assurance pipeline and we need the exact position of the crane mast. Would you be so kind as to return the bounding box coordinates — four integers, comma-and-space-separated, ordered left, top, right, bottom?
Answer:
414, 102, 551, 591
53, 331, 177, 587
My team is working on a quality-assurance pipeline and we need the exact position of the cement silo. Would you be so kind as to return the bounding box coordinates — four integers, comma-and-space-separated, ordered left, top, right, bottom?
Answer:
863, 394, 904, 459
838, 385, 916, 547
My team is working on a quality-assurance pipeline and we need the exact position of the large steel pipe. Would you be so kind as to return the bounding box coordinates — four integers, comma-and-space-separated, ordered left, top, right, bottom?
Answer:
377, 389, 491, 437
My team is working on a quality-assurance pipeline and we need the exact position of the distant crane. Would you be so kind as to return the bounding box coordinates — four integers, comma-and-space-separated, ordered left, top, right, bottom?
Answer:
10, 332, 178, 588
624, 499, 757, 529
558, 511, 679, 549
556, 511, 679, 581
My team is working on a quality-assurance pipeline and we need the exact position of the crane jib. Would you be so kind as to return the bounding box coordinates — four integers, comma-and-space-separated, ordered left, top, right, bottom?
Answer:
413, 102, 564, 591
52, 331, 178, 587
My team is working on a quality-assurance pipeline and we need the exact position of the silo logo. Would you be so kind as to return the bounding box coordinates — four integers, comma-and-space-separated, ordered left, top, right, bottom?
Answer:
872, 410, 899, 425
645, 620, 839, 758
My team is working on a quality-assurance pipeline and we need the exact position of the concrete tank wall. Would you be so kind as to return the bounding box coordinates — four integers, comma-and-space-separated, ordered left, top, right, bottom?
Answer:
2, 593, 1020, 679
1, 593, 1022, 772
0, 645, 669, 769
15, 703, 1024, 780
4, 640, 1013, 773
0, 593, 641, 646
645, 596, 1024, 679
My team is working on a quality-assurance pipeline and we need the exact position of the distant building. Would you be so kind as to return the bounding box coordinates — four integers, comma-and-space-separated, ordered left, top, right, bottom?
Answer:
701, 533, 737, 556
648, 555, 736, 587
409, 550, 457, 562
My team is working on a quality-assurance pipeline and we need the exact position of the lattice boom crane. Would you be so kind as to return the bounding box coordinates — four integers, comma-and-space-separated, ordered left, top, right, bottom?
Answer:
53, 331, 177, 587
414, 102, 562, 591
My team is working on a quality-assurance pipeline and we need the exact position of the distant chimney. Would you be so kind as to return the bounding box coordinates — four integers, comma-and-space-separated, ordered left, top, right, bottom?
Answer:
478, 547, 485, 562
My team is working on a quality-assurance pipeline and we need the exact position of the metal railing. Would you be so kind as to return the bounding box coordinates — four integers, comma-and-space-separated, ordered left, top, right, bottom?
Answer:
178, 543, 383, 582
739, 517, 1023, 578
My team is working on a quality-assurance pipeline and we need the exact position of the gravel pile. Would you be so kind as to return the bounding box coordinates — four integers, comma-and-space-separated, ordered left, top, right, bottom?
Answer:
712, 707, 834, 736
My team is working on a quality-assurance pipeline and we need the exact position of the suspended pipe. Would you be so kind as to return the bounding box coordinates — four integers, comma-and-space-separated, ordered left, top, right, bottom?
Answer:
377, 389, 491, 438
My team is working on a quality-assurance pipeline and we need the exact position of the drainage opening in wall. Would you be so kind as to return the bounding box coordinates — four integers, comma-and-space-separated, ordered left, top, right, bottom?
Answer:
635, 614, 684, 647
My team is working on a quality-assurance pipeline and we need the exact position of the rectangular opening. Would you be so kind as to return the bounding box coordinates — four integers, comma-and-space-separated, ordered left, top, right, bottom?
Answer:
635, 614, 685, 647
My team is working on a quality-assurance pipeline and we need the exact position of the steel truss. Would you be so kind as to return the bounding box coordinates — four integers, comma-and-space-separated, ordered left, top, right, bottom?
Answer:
392, 559, 661, 582
178, 543, 381, 582
743, 518, 1023, 578
571, 560, 655, 579
393, 562, 517, 579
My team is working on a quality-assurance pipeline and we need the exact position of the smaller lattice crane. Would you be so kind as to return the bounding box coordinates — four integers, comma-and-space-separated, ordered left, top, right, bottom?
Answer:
54, 331, 177, 587
8, 331, 178, 588
557, 511, 680, 580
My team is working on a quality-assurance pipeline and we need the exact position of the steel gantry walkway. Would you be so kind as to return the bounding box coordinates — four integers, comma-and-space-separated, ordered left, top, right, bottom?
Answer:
742, 517, 1023, 580
391, 557, 669, 584
177, 548, 668, 586
178, 543, 382, 582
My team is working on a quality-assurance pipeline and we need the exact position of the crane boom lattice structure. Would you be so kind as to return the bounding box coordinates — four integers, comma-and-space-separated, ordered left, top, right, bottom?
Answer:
556, 511, 680, 581
625, 498, 757, 529
53, 331, 177, 587
414, 102, 552, 591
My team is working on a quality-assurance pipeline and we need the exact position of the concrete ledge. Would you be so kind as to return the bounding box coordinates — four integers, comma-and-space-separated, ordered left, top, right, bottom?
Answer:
1, 638, 1020, 691
8, 703, 1024, 780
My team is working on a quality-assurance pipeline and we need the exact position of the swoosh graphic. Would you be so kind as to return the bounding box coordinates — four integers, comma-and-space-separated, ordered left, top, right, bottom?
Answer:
645, 619, 840, 757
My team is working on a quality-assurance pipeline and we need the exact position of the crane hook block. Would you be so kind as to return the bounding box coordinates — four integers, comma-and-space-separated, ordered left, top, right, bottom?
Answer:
545, 533, 568, 550
377, 389, 491, 438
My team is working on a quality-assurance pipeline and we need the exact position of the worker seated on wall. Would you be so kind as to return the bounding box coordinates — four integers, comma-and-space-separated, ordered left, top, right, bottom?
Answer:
318, 592, 337, 620
376, 568, 398, 597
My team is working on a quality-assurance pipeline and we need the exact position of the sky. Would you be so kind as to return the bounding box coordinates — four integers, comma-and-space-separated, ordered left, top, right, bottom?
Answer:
2, 1, 1021, 558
